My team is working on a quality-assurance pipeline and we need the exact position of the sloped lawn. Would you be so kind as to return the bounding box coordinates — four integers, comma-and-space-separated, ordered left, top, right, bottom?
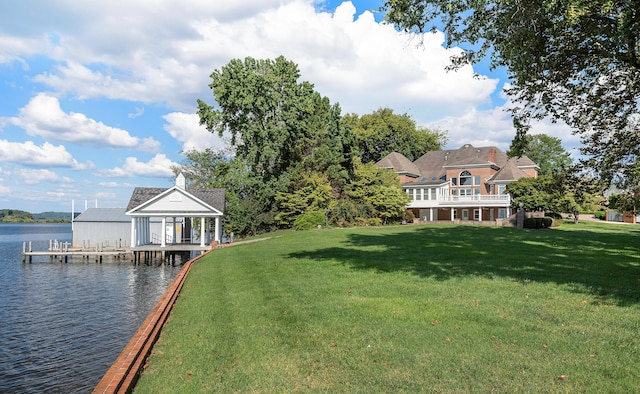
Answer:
134, 221, 639, 393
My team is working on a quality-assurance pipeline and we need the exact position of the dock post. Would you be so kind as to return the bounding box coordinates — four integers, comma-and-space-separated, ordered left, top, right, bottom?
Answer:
22, 242, 26, 263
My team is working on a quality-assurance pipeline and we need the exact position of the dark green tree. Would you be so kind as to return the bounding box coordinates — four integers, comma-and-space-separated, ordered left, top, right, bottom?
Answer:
507, 172, 601, 223
197, 56, 360, 232
197, 56, 347, 183
346, 108, 447, 163
608, 189, 640, 218
173, 149, 281, 237
382, 0, 640, 188
346, 159, 411, 224
507, 134, 573, 175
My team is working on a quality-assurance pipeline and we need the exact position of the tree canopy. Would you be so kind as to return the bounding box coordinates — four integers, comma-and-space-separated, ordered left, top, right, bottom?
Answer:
345, 108, 447, 163
507, 134, 573, 175
190, 56, 410, 236
382, 0, 640, 188
506, 172, 601, 222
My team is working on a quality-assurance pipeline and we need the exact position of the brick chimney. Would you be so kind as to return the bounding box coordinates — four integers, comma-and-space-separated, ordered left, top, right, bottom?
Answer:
488, 148, 497, 164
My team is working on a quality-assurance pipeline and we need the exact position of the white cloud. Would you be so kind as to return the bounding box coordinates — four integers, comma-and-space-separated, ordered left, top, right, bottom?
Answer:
7, 93, 160, 151
128, 107, 145, 119
16, 168, 60, 184
0, 184, 12, 196
162, 112, 227, 152
0, 139, 93, 169
98, 181, 136, 188
96, 153, 177, 178
7, 1, 497, 120
96, 192, 117, 200
428, 102, 582, 157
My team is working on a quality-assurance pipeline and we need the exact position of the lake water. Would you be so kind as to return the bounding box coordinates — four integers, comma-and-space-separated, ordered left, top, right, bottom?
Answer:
0, 223, 185, 393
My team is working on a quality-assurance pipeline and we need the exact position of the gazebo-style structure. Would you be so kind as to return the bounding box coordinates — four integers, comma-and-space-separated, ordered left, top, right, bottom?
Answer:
125, 174, 225, 250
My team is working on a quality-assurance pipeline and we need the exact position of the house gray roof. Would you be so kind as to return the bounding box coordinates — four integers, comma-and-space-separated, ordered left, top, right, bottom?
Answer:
375, 152, 420, 177
488, 158, 529, 182
400, 144, 537, 181
126, 187, 226, 213
74, 208, 129, 222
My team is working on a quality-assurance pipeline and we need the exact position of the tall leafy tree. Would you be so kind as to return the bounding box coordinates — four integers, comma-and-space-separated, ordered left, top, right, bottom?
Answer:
608, 190, 640, 218
197, 56, 344, 183
275, 172, 335, 227
507, 172, 601, 223
173, 149, 280, 237
196, 56, 359, 233
346, 108, 447, 163
507, 134, 573, 175
382, 0, 640, 188
346, 159, 411, 224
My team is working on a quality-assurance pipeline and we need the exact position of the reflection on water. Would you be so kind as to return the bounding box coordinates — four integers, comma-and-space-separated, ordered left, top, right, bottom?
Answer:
0, 223, 184, 393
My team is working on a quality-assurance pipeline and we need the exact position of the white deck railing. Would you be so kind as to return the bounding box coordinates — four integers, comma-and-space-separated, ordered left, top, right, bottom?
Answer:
407, 194, 510, 208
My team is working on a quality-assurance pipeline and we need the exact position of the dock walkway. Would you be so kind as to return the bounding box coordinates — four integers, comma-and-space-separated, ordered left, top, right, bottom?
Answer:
22, 241, 213, 263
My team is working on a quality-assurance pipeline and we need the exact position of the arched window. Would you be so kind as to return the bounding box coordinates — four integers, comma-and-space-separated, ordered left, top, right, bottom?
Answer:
459, 170, 472, 186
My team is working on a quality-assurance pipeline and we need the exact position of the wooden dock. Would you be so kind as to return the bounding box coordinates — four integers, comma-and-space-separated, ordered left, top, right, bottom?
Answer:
22, 241, 213, 264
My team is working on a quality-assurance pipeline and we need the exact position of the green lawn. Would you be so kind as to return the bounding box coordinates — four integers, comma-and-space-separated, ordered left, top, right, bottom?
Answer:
133, 221, 640, 393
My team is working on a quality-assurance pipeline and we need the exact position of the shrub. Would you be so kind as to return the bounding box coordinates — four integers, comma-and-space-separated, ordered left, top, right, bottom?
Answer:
594, 211, 606, 220
524, 217, 553, 229
293, 210, 326, 231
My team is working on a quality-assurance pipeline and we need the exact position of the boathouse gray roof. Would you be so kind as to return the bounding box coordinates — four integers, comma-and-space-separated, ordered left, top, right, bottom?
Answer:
125, 187, 226, 213
74, 208, 129, 222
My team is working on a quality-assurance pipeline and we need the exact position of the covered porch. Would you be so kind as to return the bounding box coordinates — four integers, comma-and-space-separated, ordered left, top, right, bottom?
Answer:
126, 173, 225, 250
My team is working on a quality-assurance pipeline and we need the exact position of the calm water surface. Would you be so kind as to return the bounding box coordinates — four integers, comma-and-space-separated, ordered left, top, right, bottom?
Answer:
0, 223, 185, 393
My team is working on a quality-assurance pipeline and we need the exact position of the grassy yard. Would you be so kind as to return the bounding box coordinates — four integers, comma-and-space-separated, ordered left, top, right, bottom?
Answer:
133, 221, 639, 393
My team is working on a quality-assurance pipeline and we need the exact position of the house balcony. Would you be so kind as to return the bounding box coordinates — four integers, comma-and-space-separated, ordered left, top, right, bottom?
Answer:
407, 194, 511, 209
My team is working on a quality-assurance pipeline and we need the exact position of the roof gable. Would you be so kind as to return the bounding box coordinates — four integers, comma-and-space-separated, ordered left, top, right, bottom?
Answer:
375, 152, 420, 177
488, 158, 530, 182
126, 186, 225, 216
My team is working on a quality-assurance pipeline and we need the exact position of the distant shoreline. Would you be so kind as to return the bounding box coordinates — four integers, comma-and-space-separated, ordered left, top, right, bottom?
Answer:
0, 209, 75, 223
0, 220, 72, 224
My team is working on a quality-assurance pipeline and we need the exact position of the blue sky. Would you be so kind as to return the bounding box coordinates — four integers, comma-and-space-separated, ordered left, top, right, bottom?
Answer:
0, 0, 576, 213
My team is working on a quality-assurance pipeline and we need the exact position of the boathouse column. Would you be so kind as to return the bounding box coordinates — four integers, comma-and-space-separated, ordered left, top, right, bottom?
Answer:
172, 217, 177, 244
200, 217, 206, 247
214, 216, 220, 242
450, 208, 455, 221
130, 217, 136, 247
161, 217, 167, 247
478, 207, 483, 221
430, 208, 434, 222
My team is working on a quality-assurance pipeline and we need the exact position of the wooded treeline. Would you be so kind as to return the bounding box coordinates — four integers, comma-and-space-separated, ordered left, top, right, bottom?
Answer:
176, 56, 447, 237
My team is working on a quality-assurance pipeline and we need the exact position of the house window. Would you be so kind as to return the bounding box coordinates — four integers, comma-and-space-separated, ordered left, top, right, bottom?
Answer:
406, 189, 414, 200
416, 188, 422, 200
474, 188, 481, 195
451, 177, 458, 186
474, 209, 480, 220
498, 185, 506, 195
474, 175, 481, 186
498, 209, 507, 219
459, 171, 473, 186
430, 188, 436, 200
